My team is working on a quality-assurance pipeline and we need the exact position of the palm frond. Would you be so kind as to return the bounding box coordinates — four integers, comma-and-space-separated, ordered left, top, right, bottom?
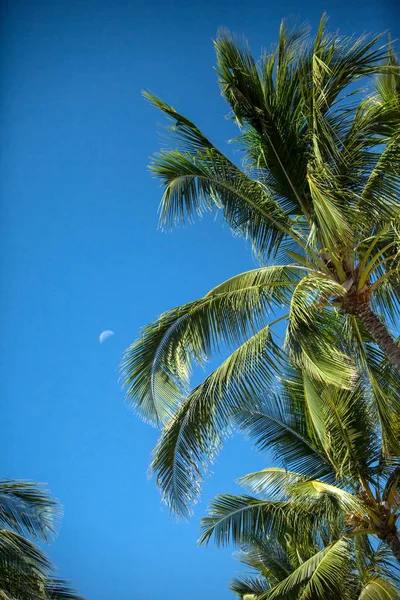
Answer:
150, 325, 283, 517
45, 579, 86, 600
145, 93, 300, 262
235, 381, 335, 480
358, 578, 400, 600
237, 468, 304, 500
121, 265, 303, 426
0, 528, 52, 574
285, 302, 355, 388
0, 480, 60, 542
199, 495, 292, 547
264, 538, 351, 600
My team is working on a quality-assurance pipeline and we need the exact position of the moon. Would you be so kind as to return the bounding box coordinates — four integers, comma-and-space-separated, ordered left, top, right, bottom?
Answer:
99, 330, 115, 344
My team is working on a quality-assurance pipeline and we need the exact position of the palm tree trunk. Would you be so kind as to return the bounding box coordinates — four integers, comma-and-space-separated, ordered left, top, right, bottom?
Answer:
385, 529, 400, 563
355, 303, 400, 369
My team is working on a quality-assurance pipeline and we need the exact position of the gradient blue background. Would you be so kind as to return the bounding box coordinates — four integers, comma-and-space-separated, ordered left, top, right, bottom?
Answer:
1, 1, 398, 598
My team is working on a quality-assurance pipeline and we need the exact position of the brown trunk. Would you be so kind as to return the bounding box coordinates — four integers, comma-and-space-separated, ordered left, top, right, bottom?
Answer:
384, 529, 400, 563
355, 303, 400, 370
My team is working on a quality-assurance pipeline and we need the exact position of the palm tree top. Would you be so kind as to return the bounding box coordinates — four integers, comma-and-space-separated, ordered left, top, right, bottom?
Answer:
121, 16, 400, 522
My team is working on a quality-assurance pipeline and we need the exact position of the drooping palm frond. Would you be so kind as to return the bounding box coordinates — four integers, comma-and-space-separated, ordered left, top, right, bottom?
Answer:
144, 93, 298, 263
0, 480, 60, 542
0, 528, 52, 573
231, 536, 296, 599
0, 553, 85, 600
121, 265, 304, 426
235, 388, 335, 481
232, 531, 399, 600
284, 274, 355, 385
344, 315, 400, 456
237, 468, 365, 517
45, 579, 86, 600
357, 578, 400, 600
150, 325, 283, 517
199, 495, 297, 547
239, 365, 379, 485
0, 480, 84, 600
199, 489, 346, 551
262, 538, 351, 600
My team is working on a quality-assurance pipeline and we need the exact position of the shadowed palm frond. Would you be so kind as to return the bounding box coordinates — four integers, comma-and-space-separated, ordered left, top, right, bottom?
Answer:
0, 480, 60, 542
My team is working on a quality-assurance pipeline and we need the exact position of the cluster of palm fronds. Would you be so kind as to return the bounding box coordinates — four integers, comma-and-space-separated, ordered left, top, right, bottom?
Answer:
200, 367, 400, 598
0, 480, 83, 600
122, 15, 400, 599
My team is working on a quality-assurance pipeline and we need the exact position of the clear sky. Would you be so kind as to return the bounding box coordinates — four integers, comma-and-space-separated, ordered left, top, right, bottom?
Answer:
1, 1, 398, 598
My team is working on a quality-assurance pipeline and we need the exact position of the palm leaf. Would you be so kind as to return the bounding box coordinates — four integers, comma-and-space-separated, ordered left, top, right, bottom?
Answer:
121, 265, 303, 426
263, 538, 351, 600
199, 495, 292, 547
150, 325, 283, 517
0, 480, 60, 542
358, 578, 400, 600
235, 382, 335, 480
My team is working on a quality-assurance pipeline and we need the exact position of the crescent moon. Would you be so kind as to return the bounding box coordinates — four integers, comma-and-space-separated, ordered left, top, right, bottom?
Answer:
99, 330, 115, 344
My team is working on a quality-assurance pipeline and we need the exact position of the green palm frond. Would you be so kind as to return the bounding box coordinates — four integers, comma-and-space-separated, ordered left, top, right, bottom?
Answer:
283, 363, 377, 481
285, 308, 355, 388
0, 480, 84, 600
150, 325, 283, 517
376, 40, 400, 107
121, 265, 303, 426
199, 491, 333, 549
231, 574, 271, 599
237, 468, 365, 516
144, 93, 299, 262
0, 480, 60, 542
263, 538, 351, 600
234, 536, 294, 584
358, 578, 400, 600
344, 316, 400, 456
214, 25, 310, 218
287, 479, 365, 515
237, 468, 304, 500
45, 579, 85, 600
0, 528, 52, 574
199, 495, 293, 547
284, 275, 355, 386
235, 391, 335, 481
306, 170, 352, 249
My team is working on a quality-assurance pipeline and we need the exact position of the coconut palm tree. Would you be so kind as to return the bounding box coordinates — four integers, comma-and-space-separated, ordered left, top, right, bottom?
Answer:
0, 479, 84, 600
121, 17, 400, 518
231, 534, 399, 599
198, 366, 400, 598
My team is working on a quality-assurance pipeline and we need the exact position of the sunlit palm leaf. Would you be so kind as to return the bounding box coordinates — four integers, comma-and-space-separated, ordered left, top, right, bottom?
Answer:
264, 538, 351, 600
122, 265, 303, 426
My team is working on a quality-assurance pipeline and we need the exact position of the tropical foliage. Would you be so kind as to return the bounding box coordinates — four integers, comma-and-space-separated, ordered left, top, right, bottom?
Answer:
231, 535, 399, 599
122, 15, 400, 519
0, 479, 84, 600
199, 366, 400, 595
122, 14, 400, 598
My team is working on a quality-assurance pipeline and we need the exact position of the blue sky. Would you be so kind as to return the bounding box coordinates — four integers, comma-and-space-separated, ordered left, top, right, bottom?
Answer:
1, 1, 398, 598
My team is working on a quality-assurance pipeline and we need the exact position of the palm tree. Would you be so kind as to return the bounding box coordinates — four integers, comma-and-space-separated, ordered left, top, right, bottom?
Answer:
0, 479, 84, 600
198, 367, 400, 596
121, 17, 400, 517
231, 535, 399, 599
